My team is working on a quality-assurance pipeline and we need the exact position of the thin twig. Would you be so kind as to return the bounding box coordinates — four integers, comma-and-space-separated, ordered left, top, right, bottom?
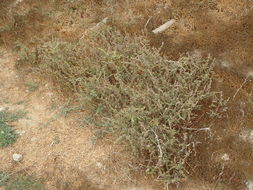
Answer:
151, 129, 163, 159
212, 164, 225, 190
233, 76, 249, 99
144, 16, 153, 31
182, 127, 210, 131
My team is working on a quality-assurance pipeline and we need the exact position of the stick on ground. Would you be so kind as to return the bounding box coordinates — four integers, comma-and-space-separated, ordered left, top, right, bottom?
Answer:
152, 19, 175, 34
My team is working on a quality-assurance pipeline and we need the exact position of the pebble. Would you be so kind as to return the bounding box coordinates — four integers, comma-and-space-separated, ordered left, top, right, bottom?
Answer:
31, 137, 38, 142
221, 153, 230, 161
12, 153, 23, 162
247, 70, 253, 77
96, 162, 103, 169
0, 107, 8, 112
15, 0, 24, 4
246, 180, 253, 190
47, 92, 53, 96
239, 130, 253, 145
16, 130, 25, 136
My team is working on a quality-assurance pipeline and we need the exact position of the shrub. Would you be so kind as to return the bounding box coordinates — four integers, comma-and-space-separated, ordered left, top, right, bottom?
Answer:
15, 25, 226, 184
0, 121, 17, 148
0, 110, 26, 148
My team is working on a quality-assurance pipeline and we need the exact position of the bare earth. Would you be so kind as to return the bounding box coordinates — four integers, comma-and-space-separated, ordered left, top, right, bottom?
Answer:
0, 0, 253, 189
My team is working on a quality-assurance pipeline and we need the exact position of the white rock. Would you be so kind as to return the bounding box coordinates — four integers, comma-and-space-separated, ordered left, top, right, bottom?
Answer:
221, 153, 230, 161
31, 137, 38, 142
0, 107, 8, 112
246, 180, 253, 190
14, 0, 24, 6
96, 162, 103, 169
12, 153, 23, 162
16, 0, 24, 3
247, 69, 253, 77
16, 130, 25, 136
239, 130, 253, 145
220, 60, 231, 68
47, 92, 53, 96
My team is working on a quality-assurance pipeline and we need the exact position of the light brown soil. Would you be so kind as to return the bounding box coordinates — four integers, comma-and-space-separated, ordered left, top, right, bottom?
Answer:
0, 0, 253, 189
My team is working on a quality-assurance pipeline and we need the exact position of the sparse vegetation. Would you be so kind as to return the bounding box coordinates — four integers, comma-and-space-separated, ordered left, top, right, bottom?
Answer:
0, 120, 17, 148
5, 176, 44, 190
25, 82, 39, 92
0, 110, 26, 123
0, 171, 10, 186
0, 0, 252, 189
15, 25, 227, 184
41, 99, 82, 127
0, 110, 26, 147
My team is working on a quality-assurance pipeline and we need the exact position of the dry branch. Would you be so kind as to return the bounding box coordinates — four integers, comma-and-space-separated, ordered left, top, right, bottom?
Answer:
152, 19, 175, 34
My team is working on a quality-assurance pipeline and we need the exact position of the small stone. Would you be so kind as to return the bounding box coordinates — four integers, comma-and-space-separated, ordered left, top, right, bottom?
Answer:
246, 180, 253, 190
247, 70, 253, 77
47, 92, 53, 96
221, 153, 230, 161
220, 60, 231, 68
31, 137, 38, 142
16, 0, 24, 4
0, 107, 8, 112
96, 162, 103, 169
13, 153, 23, 162
250, 131, 253, 138
16, 130, 25, 136
240, 130, 253, 145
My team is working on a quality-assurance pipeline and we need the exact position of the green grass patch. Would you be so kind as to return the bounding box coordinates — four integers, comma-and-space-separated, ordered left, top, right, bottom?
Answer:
15, 25, 227, 184
0, 110, 26, 123
25, 82, 39, 92
0, 121, 17, 148
0, 171, 10, 186
5, 176, 44, 190
0, 110, 26, 147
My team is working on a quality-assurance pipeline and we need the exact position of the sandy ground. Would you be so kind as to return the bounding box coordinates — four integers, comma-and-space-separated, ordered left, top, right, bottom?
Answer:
1, 0, 253, 189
